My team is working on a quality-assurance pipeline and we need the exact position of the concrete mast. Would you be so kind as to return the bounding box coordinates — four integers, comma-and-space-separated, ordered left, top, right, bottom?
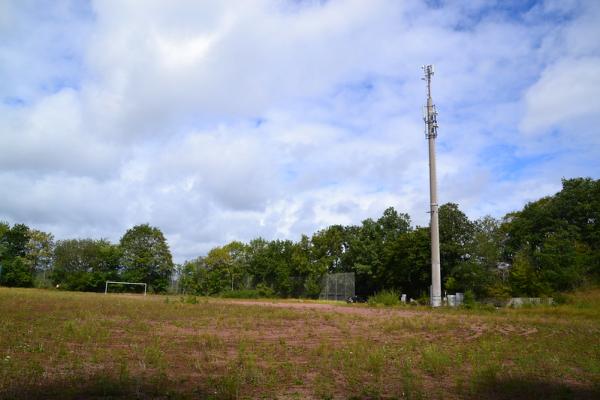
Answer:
423, 65, 442, 307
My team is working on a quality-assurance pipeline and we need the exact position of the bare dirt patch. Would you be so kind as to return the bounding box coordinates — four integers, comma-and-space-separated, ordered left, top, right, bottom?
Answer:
214, 298, 420, 317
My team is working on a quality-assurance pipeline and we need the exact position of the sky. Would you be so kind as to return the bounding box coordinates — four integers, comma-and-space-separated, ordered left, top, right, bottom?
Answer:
1, 0, 599, 262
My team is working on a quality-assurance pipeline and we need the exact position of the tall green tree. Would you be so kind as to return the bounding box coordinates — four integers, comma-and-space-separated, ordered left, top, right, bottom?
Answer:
0, 223, 33, 287
179, 256, 209, 295
291, 235, 326, 298
384, 227, 431, 298
311, 225, 351, 273
509, 249, 548, 296
202, 242, 247, 295
51, 239, 121, 291
504, 178, 599, 294
26, 230, 55, 278
445, 216, 507, 297
347, 208, 412, 294
471, 216, 503, 269
3, 223, 30, 259
120, 224, 174, 293
378, 207, 411, 243
0, 222, 9, 261
1, 257, 33, 287
552, 178, 600, 278
223, 241, 249, 291
439, 203, 474, 274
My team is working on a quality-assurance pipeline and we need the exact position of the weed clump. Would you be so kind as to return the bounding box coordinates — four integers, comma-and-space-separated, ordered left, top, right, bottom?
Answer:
368, 289, 401, 306
421, 344, 452, 376
180, 295, 198, 304
462, 290, 476, 309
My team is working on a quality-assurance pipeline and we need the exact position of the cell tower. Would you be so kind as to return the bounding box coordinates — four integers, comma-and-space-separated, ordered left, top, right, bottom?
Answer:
423, 65, 442, 307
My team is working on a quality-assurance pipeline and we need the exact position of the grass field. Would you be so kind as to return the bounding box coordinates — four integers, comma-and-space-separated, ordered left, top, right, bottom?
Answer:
1, 288, 599, 399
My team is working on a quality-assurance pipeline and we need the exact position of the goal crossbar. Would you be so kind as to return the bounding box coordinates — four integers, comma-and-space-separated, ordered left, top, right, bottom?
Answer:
104, 281, 147, 296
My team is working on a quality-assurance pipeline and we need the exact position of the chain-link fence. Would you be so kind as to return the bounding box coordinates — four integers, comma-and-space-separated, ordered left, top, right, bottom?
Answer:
319, 272, 355, 301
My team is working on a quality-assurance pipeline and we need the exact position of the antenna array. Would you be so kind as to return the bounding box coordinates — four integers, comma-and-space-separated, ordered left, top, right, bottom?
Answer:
422, 65, 438, 139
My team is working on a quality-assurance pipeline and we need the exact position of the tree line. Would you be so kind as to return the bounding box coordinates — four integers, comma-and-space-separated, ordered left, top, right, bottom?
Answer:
0, 224, 173, 293
1, 178, 598, 299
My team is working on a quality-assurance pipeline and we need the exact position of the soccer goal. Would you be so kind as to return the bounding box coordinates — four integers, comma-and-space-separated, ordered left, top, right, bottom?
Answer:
104, 281, 147, 296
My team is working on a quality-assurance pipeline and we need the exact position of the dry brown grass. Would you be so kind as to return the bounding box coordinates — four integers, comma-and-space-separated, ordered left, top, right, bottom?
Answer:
0, 288, 599, 399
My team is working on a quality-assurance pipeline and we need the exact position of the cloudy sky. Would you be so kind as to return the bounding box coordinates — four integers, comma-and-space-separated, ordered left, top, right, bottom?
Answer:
1, 0, 599, 262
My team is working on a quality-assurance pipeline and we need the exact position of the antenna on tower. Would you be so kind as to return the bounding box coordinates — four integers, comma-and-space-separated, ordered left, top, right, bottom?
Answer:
422, 64, 442, 307
422, 65, 438, 139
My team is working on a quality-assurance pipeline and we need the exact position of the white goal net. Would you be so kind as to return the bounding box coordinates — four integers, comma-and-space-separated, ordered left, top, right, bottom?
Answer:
104, 281, 147, 296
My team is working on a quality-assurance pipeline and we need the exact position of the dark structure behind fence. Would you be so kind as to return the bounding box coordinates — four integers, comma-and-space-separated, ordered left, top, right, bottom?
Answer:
319, 272, 355, 301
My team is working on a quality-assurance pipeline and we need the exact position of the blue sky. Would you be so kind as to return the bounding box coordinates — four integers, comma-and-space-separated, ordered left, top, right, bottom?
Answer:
1, 0, 599, 262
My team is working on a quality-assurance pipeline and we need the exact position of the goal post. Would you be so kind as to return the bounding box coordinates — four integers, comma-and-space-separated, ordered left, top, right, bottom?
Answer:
104, 281, 147, 296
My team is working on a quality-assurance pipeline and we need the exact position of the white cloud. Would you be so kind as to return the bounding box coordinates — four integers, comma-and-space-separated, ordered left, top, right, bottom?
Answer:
521, 57, 600, 133
0, 0, 599, 262
0, 89, 121, 177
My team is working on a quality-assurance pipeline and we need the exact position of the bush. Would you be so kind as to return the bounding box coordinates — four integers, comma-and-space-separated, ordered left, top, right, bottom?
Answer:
303, 275, 322, 299
417, 293, 430, 305
463, 289, 476, 309
368, 289, 401, 306
552, 292, 568, 305
255, 283, 275, 298
180, 295, 198, 304
33, 272, 53, 289
0, 257, 34, 287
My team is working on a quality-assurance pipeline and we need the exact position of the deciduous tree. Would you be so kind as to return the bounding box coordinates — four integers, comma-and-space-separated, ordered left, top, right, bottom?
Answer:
120, 224, 174, 293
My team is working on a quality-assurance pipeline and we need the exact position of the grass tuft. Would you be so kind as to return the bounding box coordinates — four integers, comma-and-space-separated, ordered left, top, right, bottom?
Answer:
368, 289, 402, 306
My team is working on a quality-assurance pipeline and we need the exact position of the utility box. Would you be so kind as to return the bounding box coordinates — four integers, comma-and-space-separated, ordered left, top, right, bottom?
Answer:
448, 295, 456, 307
455, 292, 464, 306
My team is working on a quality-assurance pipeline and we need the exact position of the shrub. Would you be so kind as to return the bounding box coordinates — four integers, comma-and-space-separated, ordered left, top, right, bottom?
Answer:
255, 283, 275, 298
463, 289, 476, 309
417, 293, 430, 305
0, 257, 34, 287
552, 292, 568, 305
368, 289, 401, 306
180, 295, 198, 304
